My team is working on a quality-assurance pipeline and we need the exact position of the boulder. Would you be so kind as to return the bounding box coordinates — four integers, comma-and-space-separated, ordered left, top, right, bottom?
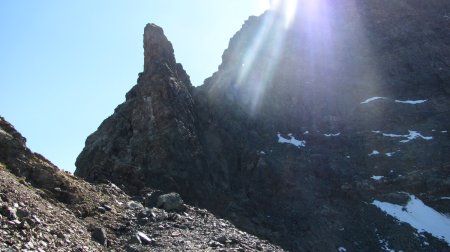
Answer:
156, 193, 185, 212
91, 227, 107, 247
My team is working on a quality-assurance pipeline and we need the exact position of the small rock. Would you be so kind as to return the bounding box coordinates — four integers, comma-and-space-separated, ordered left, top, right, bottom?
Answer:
102, 204, 112, 211
97, 206, 106, 214
0, 206, 18, 220
18, 220, 30, 230
156, 193, 185, 212
137, 208, 152, 219
91, 227, 107, 246
16, 208, 30, 218
31, 215, 42, 225
216, 235, 228, 244
208, 241, 223, 248
127, 201, 144, 210
56, 231, 66, 239
137, 231, 153, 245
8, 219, 20, 225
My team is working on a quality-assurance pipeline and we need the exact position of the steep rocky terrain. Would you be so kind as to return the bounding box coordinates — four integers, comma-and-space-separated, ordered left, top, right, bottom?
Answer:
0, 116, 283, 251
76, 0, 450, 251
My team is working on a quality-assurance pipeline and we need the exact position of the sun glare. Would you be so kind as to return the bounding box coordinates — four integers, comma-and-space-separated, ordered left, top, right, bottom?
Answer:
270, 0, 298, 28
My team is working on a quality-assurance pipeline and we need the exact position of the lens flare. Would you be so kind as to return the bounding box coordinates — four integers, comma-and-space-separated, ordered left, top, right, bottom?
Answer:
235, 11, 286, 114
270, 0, 298, 29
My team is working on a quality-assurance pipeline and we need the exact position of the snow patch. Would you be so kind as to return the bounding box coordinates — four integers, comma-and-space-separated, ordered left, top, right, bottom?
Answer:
400, 131, 433, 143
379, 239, 396, 252
383, 133, 404, 138
372, 195, 450, 245
277, 133, 306, 148
361, 97, 387, 104
395, 99, 427, 104
324, 133, 341, 137
338, 247, 347, 252
371, 175, 384, 181
385, 152, 396, 157
304, 131, 309, 135
378, 130, 433, 143
369, 150, 380, 156
372, 130, 382, 134
442, 131, 448, 133
441, 197, 450, 200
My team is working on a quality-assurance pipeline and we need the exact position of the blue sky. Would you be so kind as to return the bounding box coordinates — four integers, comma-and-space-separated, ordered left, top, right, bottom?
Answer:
0, 1, 269, 172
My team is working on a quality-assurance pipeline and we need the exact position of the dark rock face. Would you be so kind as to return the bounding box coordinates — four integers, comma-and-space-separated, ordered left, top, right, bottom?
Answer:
76, 1, 450, 251
75, 24, 210, 201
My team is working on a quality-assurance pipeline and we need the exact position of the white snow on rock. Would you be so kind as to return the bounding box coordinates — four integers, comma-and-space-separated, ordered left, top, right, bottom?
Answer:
338, 247, 347, 252
379, 239, 396, 252
442, 131, 448, 133
361, 97, 387, 104
372, 130, 382, 134
277, 133, 306, 148
371, 175, 384, 181
441, 197, 450, 200
304, 131, 309, 134
400, 131, 433, 143
324, 133, 341, 137
373, 195, 450, 245
369, 150, 380, 156
383, 133, 404, 138
385, 152, 396, 157
376, 130, 433, 143
395, 99, 427, 104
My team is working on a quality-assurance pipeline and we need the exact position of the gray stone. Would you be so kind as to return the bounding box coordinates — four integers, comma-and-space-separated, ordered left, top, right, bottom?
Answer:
0, 206, 18, 220
102, 204, 112, 211
156, 193, 185, 212
127, 201, 144, 210
91, 227, 107, 246
137, 231, 153, 245
97, 206, 106, 213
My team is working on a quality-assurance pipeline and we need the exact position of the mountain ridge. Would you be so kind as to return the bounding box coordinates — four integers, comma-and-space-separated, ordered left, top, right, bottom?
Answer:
78, 1, 450, 250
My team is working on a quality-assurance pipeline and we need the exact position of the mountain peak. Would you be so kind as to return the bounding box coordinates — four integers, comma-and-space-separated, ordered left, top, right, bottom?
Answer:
143, 23, 176, 73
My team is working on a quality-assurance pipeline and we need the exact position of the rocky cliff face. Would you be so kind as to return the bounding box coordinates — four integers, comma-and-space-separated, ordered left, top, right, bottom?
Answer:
76, 1, 450, 251
75, 24, 211, 202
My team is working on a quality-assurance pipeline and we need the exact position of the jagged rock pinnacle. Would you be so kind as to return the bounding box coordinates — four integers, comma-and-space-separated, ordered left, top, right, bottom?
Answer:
143, 23, 176, 73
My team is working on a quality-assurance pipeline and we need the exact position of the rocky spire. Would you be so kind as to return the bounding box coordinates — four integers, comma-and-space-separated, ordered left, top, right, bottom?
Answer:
143, 23, 176, 73
75, 24, 204, 197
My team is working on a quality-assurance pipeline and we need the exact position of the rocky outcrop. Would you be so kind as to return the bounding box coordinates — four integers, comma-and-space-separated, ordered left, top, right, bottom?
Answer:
0, 116, 283, 251
75, 24, 210, 202
76, 1, 450, 251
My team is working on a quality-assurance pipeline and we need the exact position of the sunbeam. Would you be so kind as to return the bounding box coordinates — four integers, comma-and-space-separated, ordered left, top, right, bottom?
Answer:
235, 11, 286, 115
270, 0, 299, 29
